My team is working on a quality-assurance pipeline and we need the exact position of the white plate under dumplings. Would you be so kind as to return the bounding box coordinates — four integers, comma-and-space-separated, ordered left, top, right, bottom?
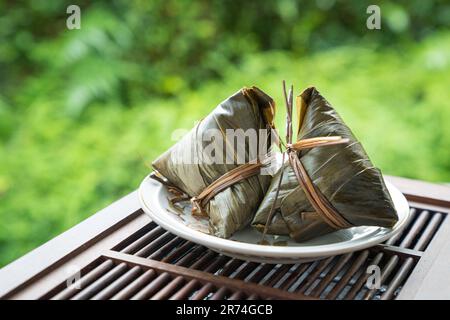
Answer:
138, 175, 410, 264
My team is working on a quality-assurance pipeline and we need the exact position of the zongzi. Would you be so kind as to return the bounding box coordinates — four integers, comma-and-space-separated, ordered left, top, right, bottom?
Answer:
152, 87, 276, 238
252, 86, 398, 242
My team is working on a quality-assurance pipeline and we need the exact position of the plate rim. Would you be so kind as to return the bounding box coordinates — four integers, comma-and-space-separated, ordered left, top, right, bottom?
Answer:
138, 175, 410, 259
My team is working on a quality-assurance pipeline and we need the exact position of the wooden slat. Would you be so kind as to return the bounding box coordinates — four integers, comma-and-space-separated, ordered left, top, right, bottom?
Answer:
0, 191, 142, 298
386, 176, 450, 208
373, 245, 423, 261
325, 250, 369, 299
0, 176, 449, 300
396, 212, 450, 300
102, 250, 313, 300
4, 212, 149, 299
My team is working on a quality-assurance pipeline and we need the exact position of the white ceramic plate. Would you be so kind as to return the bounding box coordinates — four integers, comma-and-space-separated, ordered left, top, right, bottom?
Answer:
138, 175, 410, 263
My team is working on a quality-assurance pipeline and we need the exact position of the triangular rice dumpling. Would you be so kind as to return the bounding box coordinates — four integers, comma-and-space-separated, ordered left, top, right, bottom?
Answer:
252, 87, 398, 242
152, 87, 276, 238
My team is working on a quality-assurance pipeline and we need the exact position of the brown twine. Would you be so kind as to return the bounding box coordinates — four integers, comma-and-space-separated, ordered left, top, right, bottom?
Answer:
151, 95, 275, 218
152, 82, 352, 235
151, 162, 264, 217
190, 162, 263, 216
261, 81, 352, 241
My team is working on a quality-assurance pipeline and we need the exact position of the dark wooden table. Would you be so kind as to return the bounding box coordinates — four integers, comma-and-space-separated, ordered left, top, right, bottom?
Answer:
1, 176, 449, 300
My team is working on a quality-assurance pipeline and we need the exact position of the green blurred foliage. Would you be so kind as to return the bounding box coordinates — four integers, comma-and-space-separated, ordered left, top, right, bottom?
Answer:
0, 1, 449, 266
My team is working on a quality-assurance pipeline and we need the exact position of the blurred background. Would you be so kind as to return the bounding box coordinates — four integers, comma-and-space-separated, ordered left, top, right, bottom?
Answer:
0, 0, 449, 267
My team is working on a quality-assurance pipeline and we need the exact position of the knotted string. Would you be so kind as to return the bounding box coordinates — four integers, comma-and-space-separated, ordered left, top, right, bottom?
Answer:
261, 81, 352, 241
190, 162, 263, 216
152, 82, 353, 236
151, 162, 264, 217
151, 87, 277, 217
